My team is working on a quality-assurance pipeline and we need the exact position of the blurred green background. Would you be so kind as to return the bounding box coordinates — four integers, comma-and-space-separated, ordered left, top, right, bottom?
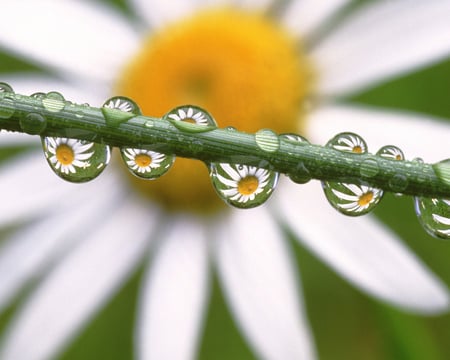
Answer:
1, 0, 450, 359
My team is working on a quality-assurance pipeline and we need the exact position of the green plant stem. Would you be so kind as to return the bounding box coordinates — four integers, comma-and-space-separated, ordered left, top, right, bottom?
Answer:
1, 91, 449, 198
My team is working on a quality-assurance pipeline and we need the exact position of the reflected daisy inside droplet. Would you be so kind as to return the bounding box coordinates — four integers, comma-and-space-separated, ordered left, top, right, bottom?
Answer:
116, 9, 314, 212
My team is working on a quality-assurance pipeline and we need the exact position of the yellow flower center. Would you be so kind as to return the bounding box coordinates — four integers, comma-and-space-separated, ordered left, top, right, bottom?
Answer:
116, 9, 313, 213
56, 144, 75, 165
135, 153, 152, 168
358, 191, 374, 207
238, 175, 259, 196
353, 146, 363, 154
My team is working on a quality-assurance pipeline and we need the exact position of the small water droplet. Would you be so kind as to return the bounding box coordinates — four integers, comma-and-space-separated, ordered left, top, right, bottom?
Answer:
225, 126, 237, 132
42, 92, 65, 112
120, 147, 175, 180
42, 136, 111, 183
388, 174, 409, 192
279, 133, 309, 144
360, 158, 379, 178
30, 92, 45, 99
0, 82, 13, 93
210, 163, 279, 209
255, 129, 280, 153
322, 181, 383, 216
164, 105, 217, 132
19, 113, 47, 135
327, 132, 368, 154
415, 197, 450, 239
432, 159, 450, 187
377, 145, 404, 160
0, 95, 15, 119
102, 96, 140, 126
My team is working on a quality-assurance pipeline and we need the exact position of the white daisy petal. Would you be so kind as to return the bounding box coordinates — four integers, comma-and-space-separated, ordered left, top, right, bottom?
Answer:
137, 216, 209, 360
0, 152, 75, 226
0, 74, 105, 105
275, 180, 449, 313
0, 197, 158, 360
130, 0, 227, 28
0, 179, 123, 312
306, 104, 450, 162
311, 0, 450, 96
0, 0, 140, 83
282, 0, 351, 39
213, 208, 316, 360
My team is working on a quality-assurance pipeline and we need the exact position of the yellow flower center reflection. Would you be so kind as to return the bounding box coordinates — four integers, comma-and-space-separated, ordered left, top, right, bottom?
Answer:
116, 9, 314, 212
55, 144, 75, 165
358, 191, 374, 207
238, 175, 260, 196
135, 153, 152, 168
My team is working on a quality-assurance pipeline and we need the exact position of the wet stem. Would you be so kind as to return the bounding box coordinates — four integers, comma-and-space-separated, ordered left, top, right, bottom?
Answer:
0, 90, 449, 199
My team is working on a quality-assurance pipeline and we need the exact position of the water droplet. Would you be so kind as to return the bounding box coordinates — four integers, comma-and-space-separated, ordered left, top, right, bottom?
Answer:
19, 113, 47, 135
225, 126, 237, 132
432, 159, 450, 187
120, 147, 175, 180
102, 96, 140, 126
42, 136, 111, 183
30, 92, 45, 99
388, 174, 409, 192
327, 132, 368, 154
279, 133, 309, 144
0, 82, 13, 93
255, 129, 280, 153
322, 181, 383, 216
210, 163, 279, 209
164, 105, 217, 132
415, 197, 450, 239
377, 145, 404, 160
0, 95, 15, 119
42, 92, 65, 113
360, 158, 379, 178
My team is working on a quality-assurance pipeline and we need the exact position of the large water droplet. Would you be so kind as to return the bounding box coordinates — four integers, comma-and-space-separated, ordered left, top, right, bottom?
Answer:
0, 82, 13, 93
42, 92, 65, 112
164, 105, 217, 132
280, 133, 311, 184
120, 147, 174, 180
19, 113, 47, 135
377, 145, 404, 160
102, 96, 140, 126
327, 132, 368, 154
322, 181, 384, 216
210, 163, 279, 209
42, 137, 111, 183
415, 197, 450, 239
360, 158, 379, 178
255, 129, 280, 153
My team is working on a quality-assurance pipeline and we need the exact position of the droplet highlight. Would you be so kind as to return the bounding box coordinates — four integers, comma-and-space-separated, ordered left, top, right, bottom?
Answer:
42, 92, 65, 113
102, 96, 140, 126
322, 182, 384, 216
42, 137, 111, 183
0, 82, 13, 93
255, 129, 280, 153
210, 163, 279, 209
415, 197, 450, 239
120, 148, 174, 180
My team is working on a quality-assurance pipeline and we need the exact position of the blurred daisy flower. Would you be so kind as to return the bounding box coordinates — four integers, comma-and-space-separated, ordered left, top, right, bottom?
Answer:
1, 0, 450, 359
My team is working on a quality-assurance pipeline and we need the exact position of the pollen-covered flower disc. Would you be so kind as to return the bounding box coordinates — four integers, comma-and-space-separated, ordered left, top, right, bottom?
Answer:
42, 136, 111, 183
120, 148, 175, 180
415, 197, 450, 240
210, 163, 279, 209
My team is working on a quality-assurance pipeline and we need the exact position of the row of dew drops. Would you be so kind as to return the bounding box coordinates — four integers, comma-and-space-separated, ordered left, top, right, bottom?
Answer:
0, 82, 449, 240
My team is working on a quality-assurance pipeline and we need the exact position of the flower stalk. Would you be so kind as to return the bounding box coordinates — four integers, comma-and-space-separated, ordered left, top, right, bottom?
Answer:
1, 89, 449, 198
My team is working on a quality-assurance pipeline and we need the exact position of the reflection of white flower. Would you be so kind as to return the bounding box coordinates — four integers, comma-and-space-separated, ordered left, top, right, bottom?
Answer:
216, 163, 271, 203
331, 183, 383, 213
44, 137, 93, 174
168, 107, 209, 125
330, 133, 367, 153
122, 148, 165, 173
0, 1, 450, 360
